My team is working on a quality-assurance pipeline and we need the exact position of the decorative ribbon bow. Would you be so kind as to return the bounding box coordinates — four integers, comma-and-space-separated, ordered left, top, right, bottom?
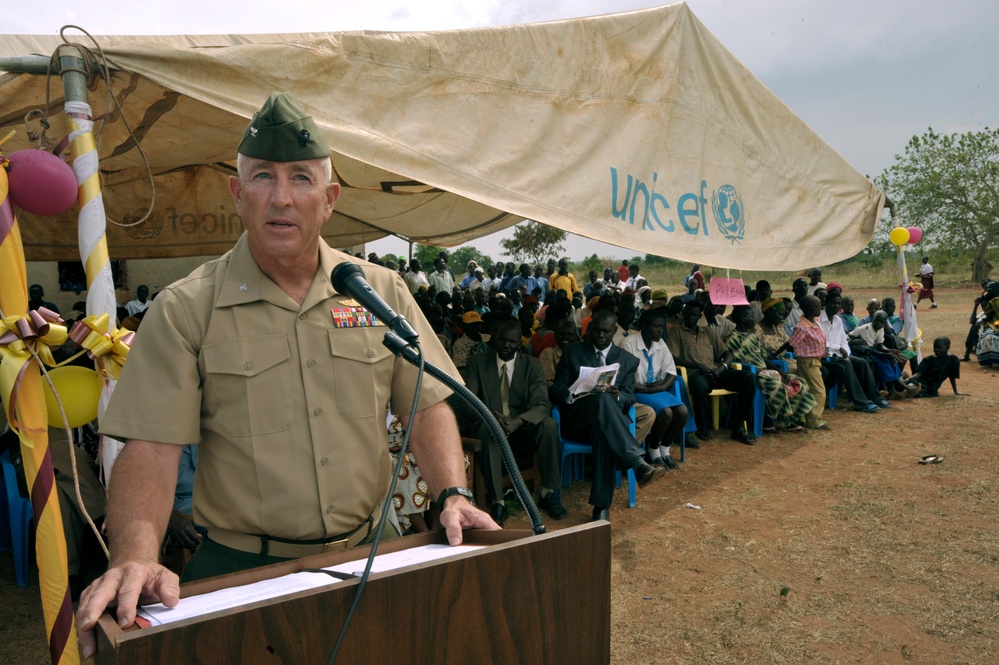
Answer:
0, 307, 69, 367
0, 308, 69, 443
69, 312, 134, 379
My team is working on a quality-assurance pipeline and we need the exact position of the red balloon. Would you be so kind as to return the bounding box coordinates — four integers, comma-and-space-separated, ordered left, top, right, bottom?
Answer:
906, 226, 923, 244
6, 149, 78, 216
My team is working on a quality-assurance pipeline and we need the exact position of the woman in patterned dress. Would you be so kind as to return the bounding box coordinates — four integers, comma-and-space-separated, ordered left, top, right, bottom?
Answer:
727, 304, 817, 433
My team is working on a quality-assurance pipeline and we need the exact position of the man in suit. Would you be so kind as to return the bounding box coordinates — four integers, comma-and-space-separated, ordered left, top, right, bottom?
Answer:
465, 319, 568, 525
552, 310, 665, 522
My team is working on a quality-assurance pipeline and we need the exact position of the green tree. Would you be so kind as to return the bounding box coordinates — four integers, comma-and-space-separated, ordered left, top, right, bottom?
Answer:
499, 221, 567, 265
576, 253, 605, 274
450, 246, 491, 273
414, 244, 444, 269
876, 127, 999, 281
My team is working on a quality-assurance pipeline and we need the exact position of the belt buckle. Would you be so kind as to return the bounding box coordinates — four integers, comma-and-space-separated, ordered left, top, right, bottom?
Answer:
322, 537, 349, 553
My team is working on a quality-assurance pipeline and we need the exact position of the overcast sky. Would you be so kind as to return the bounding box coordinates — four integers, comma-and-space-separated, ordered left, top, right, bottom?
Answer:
6, 0, 996, 262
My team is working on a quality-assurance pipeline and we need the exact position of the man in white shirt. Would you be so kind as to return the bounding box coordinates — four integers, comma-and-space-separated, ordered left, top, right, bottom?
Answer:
819, 292, 889, 412
605, 271, 624, 295
624, 263, 644, 292
805, 268, 827, 296
403, 258, 430, 294
480, 265, 499, 295
428, 258, 455, 295
125, 285, 151, 316
917, 256, 937, 308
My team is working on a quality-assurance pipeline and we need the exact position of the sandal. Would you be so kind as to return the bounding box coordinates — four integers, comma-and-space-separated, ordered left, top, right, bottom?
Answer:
779, 424, 805, 434
763, 426, 779, 435
732, 428, 758, 445
810, 421, 831, 431
919, 455, 943, 465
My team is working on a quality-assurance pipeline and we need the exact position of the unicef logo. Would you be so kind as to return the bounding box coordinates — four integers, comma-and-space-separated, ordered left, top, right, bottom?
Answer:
712, 184, 745, 244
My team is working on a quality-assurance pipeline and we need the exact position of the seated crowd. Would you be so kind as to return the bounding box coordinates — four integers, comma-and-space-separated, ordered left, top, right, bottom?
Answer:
372, 253, 977, 526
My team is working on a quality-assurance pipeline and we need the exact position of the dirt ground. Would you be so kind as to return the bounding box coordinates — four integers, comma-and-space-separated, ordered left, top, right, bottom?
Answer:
1, 286, 996, 664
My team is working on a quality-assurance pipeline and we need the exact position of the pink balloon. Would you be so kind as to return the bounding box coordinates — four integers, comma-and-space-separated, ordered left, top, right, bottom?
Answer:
906, 226, 923, 244
6, 149, 78, 216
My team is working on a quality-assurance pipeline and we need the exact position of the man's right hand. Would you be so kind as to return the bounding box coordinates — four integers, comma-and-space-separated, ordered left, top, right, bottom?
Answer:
76, 560, 180, 659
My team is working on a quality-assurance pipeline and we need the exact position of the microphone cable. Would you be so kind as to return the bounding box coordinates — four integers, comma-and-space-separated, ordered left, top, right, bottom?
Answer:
326, 343, 425, 665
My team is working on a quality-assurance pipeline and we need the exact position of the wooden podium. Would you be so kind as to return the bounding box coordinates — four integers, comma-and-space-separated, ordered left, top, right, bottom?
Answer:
96, 523, 611, 664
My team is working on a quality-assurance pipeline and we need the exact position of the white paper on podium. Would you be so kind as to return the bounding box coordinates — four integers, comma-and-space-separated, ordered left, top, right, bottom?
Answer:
137, 544, 485, 626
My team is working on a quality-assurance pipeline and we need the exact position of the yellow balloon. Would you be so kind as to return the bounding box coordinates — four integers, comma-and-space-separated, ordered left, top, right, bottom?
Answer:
889, 227, 910, 246
42, 365, 101, 428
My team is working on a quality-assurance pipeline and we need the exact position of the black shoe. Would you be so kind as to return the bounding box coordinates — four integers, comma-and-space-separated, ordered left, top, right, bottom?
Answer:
592, 507, 610, 522
489, 503, 508, 527
685, 433, 701, 449
634, 460, 666, 487
695, 429, 712, 441
538, 493, 569, 520
732, 427, 758, 446
660, 455, 679, 470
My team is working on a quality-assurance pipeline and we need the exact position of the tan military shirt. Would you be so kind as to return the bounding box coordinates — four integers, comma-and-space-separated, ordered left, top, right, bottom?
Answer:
101, 234, 458, 540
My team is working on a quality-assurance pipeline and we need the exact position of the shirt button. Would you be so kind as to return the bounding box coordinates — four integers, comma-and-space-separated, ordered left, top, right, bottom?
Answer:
299, 314, 307, 320
325, 504, 334, 515
306, 359, 316, 368
313, 407, 322, 416
243, 361, 253, 370
366, 349, 375, 358
320, 456, 329, 466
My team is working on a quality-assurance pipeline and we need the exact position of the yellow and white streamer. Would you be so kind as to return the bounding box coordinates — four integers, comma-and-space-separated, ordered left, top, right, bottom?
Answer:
64, 101, 126, 480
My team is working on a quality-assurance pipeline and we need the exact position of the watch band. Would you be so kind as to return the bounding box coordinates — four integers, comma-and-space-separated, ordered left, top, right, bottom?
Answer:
436, 486, 475, 508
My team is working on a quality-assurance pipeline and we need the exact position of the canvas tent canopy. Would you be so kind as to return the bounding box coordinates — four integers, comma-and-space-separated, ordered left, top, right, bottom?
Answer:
0, 2, 884, 270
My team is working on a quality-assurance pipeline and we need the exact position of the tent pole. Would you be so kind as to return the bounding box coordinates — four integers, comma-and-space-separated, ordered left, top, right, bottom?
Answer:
0, 54, 51, 74
55, 45, 90, 103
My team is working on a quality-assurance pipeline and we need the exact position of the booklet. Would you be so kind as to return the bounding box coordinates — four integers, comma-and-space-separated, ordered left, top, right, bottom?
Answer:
568, 363, 619, 399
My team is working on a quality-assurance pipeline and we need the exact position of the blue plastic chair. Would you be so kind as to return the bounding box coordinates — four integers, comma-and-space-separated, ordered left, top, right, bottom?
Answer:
0, 449, 33, 587
819, 358, 841, 410
552, 404, 638, 508
638, 375, 692, 463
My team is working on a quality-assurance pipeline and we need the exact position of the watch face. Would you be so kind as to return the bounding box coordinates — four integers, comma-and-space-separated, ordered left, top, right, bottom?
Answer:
438, 487, 474, 506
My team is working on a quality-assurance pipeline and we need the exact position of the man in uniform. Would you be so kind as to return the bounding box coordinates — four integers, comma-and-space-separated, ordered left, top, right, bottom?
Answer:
75, 93, 495, 659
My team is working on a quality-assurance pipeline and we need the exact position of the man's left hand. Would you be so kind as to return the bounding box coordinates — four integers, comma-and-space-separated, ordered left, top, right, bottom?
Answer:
439, 497, 501, 545
493, 413, 524, 436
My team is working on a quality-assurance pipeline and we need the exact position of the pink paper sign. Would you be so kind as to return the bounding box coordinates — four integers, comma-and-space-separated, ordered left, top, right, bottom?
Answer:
709, 277, 749, 305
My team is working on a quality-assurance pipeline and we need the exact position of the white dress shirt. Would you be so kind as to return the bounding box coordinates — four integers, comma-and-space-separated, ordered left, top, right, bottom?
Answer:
819, 310, 851, 357
620, 335, 676, 386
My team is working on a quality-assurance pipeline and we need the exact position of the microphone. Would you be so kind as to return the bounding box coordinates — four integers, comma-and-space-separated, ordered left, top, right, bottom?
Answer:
331, 262, 420, 344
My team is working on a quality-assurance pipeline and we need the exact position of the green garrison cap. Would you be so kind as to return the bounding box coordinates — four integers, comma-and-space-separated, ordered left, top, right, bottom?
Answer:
237, 92, 330, 162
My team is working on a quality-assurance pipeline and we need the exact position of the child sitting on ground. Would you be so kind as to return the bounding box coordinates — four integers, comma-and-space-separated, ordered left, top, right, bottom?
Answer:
905, 336, 966, 397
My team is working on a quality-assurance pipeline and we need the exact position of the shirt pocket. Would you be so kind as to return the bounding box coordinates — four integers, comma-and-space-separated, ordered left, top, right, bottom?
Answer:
203, 334, 293, 437
329, 329, 394, 419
